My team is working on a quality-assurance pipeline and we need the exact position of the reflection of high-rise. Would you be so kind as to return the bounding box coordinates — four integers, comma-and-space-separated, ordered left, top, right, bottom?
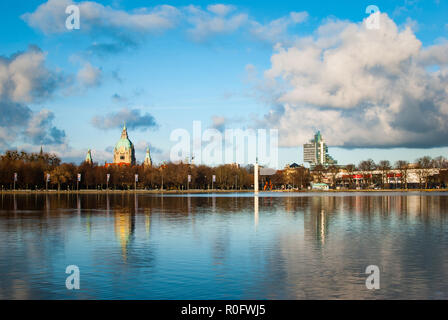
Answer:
254, 195, 259, 229
304, 198, 331, 246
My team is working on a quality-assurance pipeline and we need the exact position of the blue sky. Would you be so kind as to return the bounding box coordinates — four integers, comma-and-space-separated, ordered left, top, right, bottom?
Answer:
0, 0, 448, 168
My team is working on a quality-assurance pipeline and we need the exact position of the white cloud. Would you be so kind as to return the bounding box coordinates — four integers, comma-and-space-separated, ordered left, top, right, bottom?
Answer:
260, 13, 448, 148
22, 0, 180, 34
206, 4, 235, 16
77, 63, 102, 87
0, 45, 64, 103
0, 46, 67, 150
24, 109, 66, 145
91, 107, 158, 131
23, 1, 309, 46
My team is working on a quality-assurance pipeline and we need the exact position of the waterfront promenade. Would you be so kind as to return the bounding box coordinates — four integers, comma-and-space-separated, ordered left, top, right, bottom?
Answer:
2, 188, 448, 194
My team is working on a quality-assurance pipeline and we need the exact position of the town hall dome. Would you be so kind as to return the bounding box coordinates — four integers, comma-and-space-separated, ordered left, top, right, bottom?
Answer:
113, 124, 136, 165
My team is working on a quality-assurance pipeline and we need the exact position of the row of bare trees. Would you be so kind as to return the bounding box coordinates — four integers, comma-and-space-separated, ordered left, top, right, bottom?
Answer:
310, 156, 448, 189
3, 150, 448, 190
0, 150, 258, 190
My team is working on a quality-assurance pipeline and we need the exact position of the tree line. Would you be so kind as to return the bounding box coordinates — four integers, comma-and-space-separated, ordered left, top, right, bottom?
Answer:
0, 150, 256, 190
2, 150, 448, 191
312, 156, 448, 189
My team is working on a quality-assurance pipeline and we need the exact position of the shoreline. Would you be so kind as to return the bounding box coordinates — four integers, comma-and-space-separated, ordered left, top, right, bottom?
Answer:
1, 188, 448, 194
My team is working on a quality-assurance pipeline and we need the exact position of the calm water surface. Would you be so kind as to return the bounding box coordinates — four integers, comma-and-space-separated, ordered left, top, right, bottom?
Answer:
1, 192, 448, 299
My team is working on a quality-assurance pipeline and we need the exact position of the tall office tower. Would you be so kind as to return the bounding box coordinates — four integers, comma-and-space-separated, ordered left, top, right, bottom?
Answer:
303, 131, 337, 167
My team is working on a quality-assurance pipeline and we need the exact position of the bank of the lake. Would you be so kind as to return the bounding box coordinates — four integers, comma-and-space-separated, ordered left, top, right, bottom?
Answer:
2, 188, 448, 194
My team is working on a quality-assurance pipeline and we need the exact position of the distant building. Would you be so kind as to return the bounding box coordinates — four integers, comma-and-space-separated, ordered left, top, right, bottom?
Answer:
113, 124, 136, 166
311, 182, 329, 190
143, 147, 152, 167
85, 149, 93, 164
303, 131, 337, 167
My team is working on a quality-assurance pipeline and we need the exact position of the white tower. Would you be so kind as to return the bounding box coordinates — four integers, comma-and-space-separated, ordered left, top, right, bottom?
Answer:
254, 158, 259, 193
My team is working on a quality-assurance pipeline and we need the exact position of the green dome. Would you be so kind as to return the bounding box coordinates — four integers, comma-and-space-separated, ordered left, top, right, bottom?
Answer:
115, 138, 133, 150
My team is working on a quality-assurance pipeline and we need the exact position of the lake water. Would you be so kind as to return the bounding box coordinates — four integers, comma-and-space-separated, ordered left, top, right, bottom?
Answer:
1, 192, 448, 299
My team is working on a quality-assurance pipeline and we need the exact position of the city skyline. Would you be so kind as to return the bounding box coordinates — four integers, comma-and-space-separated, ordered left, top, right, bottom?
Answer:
1, 0, 448, 169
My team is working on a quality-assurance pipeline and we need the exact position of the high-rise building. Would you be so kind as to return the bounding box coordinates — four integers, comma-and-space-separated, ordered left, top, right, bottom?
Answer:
303, 131, 337, 167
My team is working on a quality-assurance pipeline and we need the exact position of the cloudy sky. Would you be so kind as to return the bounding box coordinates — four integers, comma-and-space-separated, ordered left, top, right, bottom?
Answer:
1, 0, 448, 168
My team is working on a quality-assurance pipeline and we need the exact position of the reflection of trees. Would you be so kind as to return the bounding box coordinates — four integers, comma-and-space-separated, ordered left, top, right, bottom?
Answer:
2, 192, 448, 299
253, 194, 448, 299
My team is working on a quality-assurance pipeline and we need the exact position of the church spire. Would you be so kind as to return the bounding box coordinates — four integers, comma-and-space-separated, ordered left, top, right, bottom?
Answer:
121, 123, 128, 139
144, 147, 152, 167
85, 149, 93, 164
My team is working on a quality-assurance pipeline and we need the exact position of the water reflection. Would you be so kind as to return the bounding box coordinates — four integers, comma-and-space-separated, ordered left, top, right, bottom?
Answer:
0, 192, 448, 299
114, 209, 135, 262
254, 195, 259, 229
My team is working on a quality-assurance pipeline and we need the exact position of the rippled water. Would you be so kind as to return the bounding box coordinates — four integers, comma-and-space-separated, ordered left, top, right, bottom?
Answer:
1, 192, 448, 299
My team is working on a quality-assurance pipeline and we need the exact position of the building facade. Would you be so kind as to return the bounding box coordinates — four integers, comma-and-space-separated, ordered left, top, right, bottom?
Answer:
143, 147, 152, 167
113, 124, 136, 165
303, 131, 337, 167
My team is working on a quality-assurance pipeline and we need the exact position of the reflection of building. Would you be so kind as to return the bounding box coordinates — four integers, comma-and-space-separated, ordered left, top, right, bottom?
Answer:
114, 210, 135, 261
303, 131, 337, 167
304, 197, 332, 246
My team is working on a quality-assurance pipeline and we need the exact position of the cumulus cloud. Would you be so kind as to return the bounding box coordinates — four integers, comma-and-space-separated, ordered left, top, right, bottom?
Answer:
22, 0, 180, 34
91, 107, 158, 131
206, 4, 236, 16
77, 62, 102, 87
185, 6, 308, 43
24, 109, 66, 145
23, 1, 309, 47
0, 45, 65, 103
22, 0, 180, 55
0, 46, 67, 150
0, 102, 32, 149
260, 13, 448, 149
